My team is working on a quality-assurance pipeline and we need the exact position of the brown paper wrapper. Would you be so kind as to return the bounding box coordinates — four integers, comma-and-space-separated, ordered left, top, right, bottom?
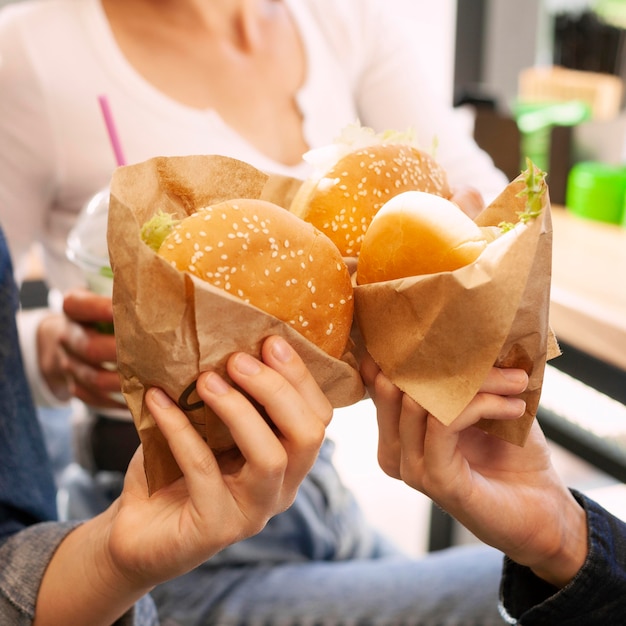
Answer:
354, 172, 560, 446
108, 155, 364, 494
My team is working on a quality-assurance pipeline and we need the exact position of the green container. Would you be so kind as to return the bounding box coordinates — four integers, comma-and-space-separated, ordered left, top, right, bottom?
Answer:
565, 162, 626, 225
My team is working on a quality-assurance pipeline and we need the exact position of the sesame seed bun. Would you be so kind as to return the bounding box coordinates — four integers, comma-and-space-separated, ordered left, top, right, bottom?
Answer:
156, 198, 354, 359
290, 143, 451, 257
356, 191, 488, 284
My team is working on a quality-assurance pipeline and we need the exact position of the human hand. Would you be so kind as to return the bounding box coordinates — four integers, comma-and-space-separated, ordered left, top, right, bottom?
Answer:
451, 185, 485, 220
360, 353, 588, 589
34, 335, 329, 624
37, 288, 122, 407
109, 334, 331, 584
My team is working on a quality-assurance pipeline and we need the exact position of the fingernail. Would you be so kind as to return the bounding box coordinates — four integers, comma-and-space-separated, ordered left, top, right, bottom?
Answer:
270, 337, 292, 363
508, 397, 526, 416
151, 388, 173, 408
233, 352, 261, 375
203, 372, 230, 395
501, 369, 527, 384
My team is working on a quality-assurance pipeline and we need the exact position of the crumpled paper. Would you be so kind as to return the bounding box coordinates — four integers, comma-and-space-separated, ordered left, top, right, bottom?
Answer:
108, 155, 364, 493
353, 167, 560, 446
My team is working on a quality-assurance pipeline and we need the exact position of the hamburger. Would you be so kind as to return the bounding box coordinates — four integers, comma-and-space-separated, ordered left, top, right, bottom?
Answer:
141, 198, 354, 359
356, 191, 494, 284
290, 124, 451, 257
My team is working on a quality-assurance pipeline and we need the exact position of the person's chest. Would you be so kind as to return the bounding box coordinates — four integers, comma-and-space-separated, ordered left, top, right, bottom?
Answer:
104, 6, 309, 165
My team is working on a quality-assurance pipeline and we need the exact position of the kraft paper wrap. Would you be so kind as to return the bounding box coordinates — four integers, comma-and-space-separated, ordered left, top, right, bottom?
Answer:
354, 171, 560, 446
108, 155, 364, 494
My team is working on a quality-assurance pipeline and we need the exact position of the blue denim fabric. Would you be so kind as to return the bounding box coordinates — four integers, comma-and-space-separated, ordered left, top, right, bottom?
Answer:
0, 228, 57, 542
62, 439, 507, 624
153, 543, 506, 626
150, 440, 507, 625
500, 490, 626, 625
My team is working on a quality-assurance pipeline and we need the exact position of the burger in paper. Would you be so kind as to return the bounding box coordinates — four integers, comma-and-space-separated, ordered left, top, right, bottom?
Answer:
107, 155, 364, 493
142, 198, 354, 360
290, 123, 451, 257
353, 162, 558, 445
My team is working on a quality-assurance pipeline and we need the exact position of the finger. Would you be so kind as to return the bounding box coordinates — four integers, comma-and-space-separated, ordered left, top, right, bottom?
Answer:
359, 352, 381, 396
420, 393, 527, 499
480, 367, 528, 396
447, 392, 527, 435
63, 289, 114, 324
64, 355, 122, 394
194, 369, 291, 507
121, 446, 149, 496
369, 368, 405, 478
62, 324, 118, 366
222, 351, 325, 493
227, 351, 326, 454
396, 393, 430, 484
73, 384, 127, 410
145, 387, 222, 497
419, 416, 472, 505
259, 336, 333, 427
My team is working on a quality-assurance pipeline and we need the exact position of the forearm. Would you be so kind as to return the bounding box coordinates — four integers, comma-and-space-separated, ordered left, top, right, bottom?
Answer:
34, 509, 152, 626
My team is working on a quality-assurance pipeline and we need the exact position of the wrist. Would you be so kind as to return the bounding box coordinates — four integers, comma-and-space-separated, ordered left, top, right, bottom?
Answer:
35, 505, 152, 626
529, 492, 588, 588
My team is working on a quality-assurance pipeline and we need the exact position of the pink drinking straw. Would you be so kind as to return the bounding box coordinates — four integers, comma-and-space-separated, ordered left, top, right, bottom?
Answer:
98, 94, 126, 167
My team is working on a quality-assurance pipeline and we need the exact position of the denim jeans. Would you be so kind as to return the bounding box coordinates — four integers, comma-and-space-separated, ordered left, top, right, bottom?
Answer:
0, 229, 57, 542
61, 437, 505, 625
60, 435, 505, 625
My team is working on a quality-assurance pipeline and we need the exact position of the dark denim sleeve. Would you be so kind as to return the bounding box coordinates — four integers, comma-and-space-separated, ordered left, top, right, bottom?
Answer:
499, 489, 626, 624
0, 227, 57, 543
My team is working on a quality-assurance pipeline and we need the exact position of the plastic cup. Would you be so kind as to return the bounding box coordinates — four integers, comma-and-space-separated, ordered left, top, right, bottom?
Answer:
565, 162, 626, 225
67, 189, 127, 410
66, 189, 113, 296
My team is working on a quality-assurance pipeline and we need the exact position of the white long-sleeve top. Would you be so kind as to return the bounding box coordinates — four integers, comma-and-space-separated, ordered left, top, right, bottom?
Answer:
0, 0, 508, 405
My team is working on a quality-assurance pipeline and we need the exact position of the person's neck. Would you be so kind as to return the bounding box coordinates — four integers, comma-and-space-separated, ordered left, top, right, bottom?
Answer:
103, 0, 279, 49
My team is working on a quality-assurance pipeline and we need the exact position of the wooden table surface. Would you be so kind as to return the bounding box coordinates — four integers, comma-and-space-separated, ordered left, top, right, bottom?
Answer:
550, 205, 626, 372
